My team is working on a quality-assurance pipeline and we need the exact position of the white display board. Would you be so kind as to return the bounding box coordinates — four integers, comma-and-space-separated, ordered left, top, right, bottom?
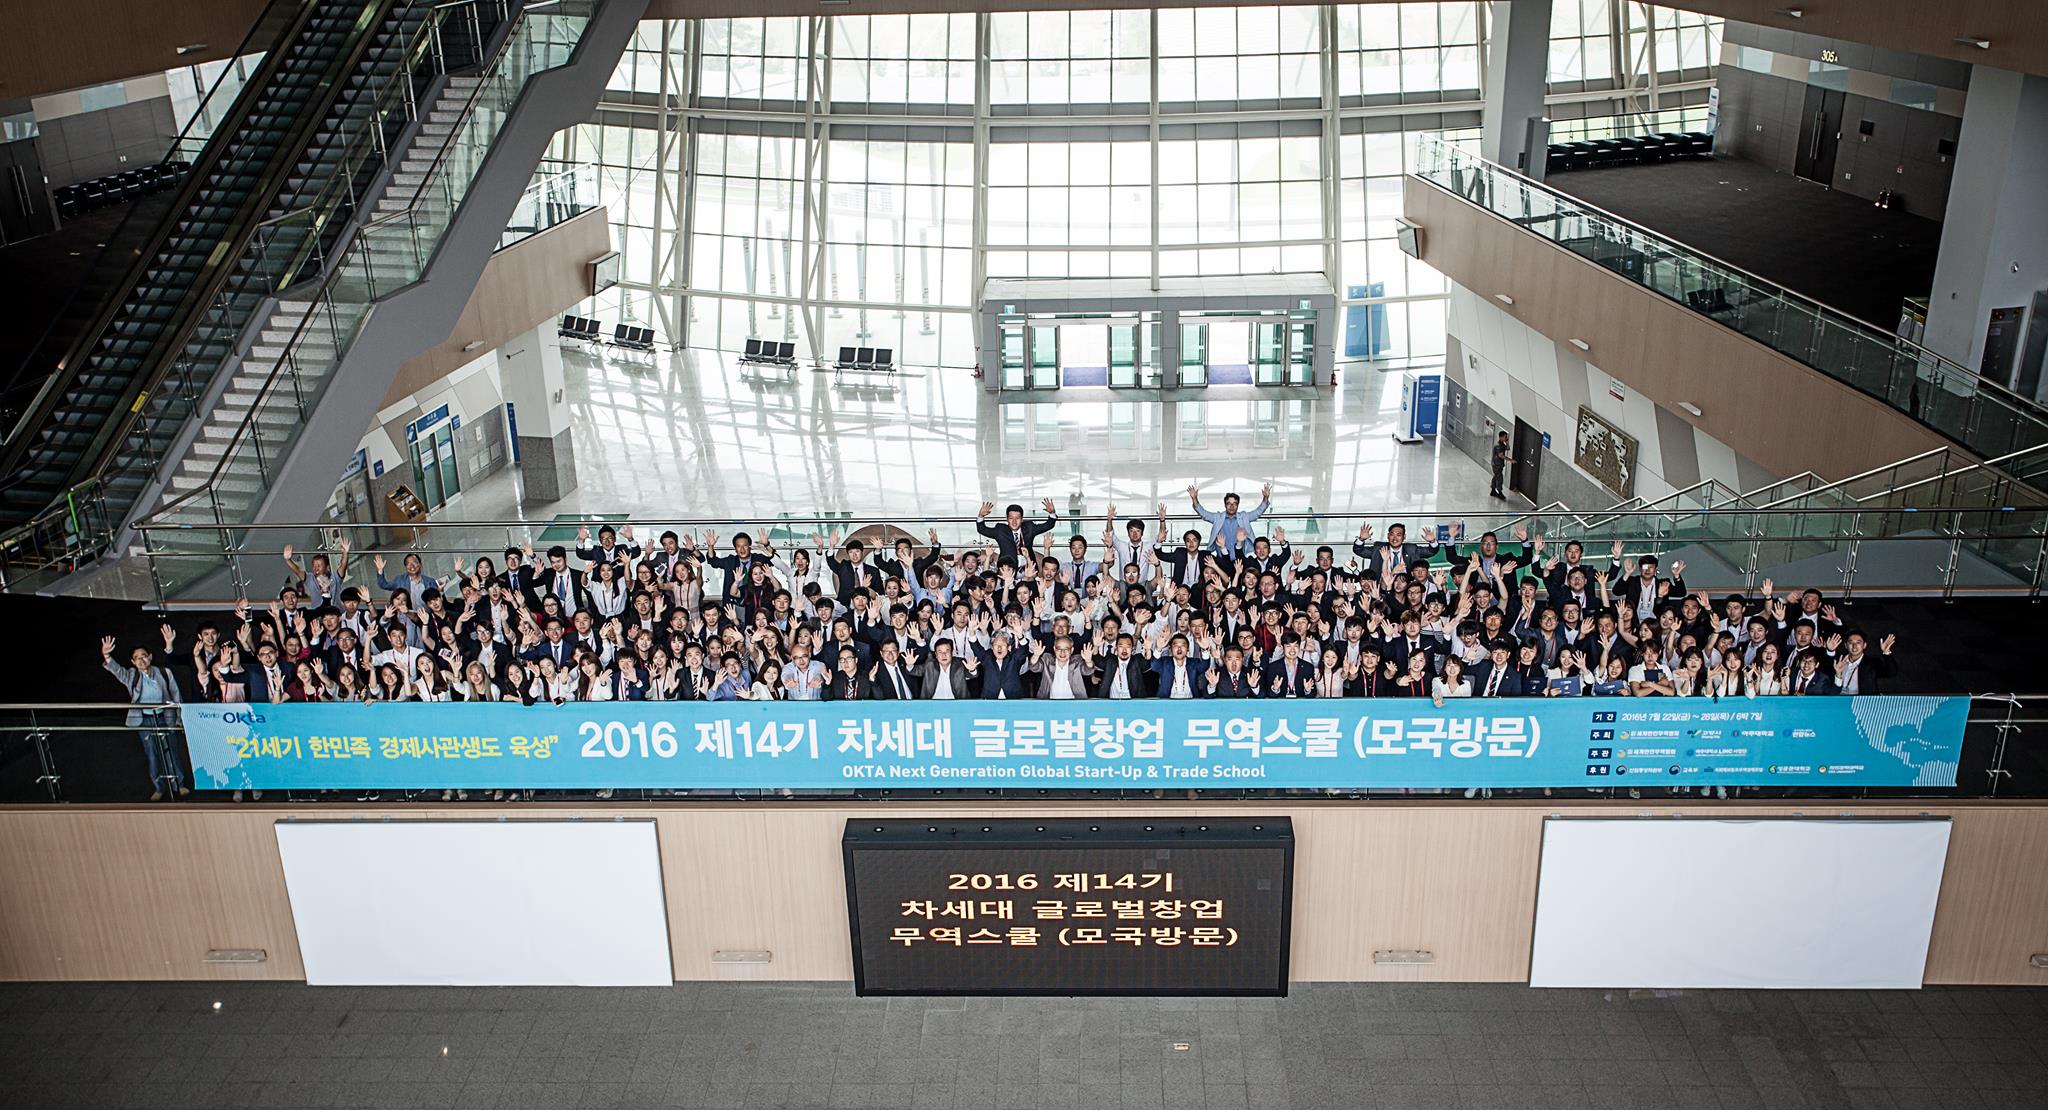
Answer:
275, 820, 674, 986
1529, 818, 1951, 989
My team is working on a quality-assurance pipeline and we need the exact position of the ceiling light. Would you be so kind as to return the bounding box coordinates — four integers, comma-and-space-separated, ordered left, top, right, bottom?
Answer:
462, 339, 484, 352
175, 43, 208, 55
1568, 338, 1590, 351
1954, 37, 1991, 50
1776, 7, 1803, 18
1677, 401, 1703, 417
1494, 293, 1514, 305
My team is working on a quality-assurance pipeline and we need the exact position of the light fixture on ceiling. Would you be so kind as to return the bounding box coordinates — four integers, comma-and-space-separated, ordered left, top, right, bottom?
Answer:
1494, 293, 1514, 305
1954, 36, 1991, 50
1677, 401, 1704, 417
462, 339, 485, 352
1776, 7, 1803, 18
1568, 338, 1590, 351
175, 43, 208, 55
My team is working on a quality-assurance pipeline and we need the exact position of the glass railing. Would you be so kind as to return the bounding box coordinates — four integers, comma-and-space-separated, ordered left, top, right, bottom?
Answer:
501, 161, 601, 249
1411, 135, 2048, 464
132, 498, 2048, 609
139, 1, 605, 598
1544, 106, 1715, 146
1, 695, 2044, 805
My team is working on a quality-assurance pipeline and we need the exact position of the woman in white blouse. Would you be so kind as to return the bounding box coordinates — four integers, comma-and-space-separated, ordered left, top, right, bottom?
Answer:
587, 560, 629, 620
411, 654, 454, 702
1430, 655, 1473, 707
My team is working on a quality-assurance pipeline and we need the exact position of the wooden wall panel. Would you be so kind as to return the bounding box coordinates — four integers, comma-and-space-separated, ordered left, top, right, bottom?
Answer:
4, 0, 268, 100
2, 801, 2043, 986
1403, 177, 1961, 480
378, 207, 611, 408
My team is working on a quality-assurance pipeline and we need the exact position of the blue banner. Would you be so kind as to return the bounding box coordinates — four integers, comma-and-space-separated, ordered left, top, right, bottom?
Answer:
180, 696, 1969, 792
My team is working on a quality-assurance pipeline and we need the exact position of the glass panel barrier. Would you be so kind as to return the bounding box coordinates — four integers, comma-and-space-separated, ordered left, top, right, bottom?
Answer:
1411, 136, 2048, 464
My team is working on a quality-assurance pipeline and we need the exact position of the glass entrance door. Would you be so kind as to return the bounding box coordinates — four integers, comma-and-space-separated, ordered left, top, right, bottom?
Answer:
410, 424, 461, 510
1252, 320, 1286, 385
998, 319, 1026, 389
1107, 323, 1139, 388
1179, 323, 1208, 387
1028, 324, 1060, 389
1286, 318, 1315, 385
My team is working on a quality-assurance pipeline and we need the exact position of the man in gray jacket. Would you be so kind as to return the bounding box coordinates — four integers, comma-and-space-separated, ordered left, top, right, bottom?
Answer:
101, 628, 185, 800
1028, 635, 1096, 700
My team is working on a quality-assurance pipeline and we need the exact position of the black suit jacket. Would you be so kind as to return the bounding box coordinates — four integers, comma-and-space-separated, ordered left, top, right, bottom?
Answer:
868, 662, 921, 700
1092, 656, 1154, 699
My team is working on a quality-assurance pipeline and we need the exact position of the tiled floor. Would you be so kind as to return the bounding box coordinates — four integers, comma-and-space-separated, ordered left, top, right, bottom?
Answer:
443, 347, 1502, 529
4, 981, 2044, 1110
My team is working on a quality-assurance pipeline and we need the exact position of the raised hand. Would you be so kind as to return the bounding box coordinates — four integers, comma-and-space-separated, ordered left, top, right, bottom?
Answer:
1357, 523, 1374, 542
927, 528, 940, 546
101, 635, 116, 657
1041, 498, 1057, 515
282, 543, 295, 563
1186, 485, 1199, 501
160, 623, 176, 649
1880, 634, 1896, 654
977, 501, 994, 518
1611, 540, 1625, 560
1670, 559, 1686, 577
1260, 483, 1272, 501
373, 553, 387, 574
1822, 604, 1839, 623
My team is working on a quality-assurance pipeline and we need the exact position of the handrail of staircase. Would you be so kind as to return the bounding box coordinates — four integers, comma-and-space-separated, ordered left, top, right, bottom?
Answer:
0, 0, 325, 455
0, 0, 489, 576
1410, 135, 2048, 447
143, 0, 585, 533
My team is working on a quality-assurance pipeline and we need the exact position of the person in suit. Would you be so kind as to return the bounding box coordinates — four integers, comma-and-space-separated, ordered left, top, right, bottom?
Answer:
915, 639, 976, 699
574, 523, 640, 568
672, 643, 719, 701
1830, 631, 1897, 695
1263, 638, 1317, 698
968, 634, 1032, 699
1029, 635, 1095, 699
1188, 483, 1272, 561
824, 651, 868, 701
704, 530, 774, 599
975, 499, 1059, 569
1787, 649, 1837, 696
1468, 639, 1527, 698
100, 627, 186, 799
535, 545, 588, 614
1380, 611, 1438, 676
1093, 634, 1153, 699
867, 640, 921, 700
497, 546, 544, 612
876, 530, 945, 589
246, 640, 293, 704
822, 534, 885, 604
1151, 635, 1209, 699
1206, 646, 1262, 698
1352, 521, 1449, 581
1614, 554, 1687, 624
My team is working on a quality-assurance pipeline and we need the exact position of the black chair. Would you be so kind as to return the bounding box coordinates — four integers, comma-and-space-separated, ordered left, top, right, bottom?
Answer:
872, 348, 894, 372
854, 347, 875, 369
558, 314, 583, 339
741, 339, 764, 361
774, 341, 795, 363
836, 346, 858, 369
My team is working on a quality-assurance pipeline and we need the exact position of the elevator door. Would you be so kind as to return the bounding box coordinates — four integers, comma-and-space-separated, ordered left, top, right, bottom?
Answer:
1794, 86, 1845, 187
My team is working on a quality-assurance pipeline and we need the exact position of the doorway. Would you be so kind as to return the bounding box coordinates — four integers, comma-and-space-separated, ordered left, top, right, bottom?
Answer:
410, 423, 462, 510
1794, 86, 1845, 187
1510, 418, 1543, 503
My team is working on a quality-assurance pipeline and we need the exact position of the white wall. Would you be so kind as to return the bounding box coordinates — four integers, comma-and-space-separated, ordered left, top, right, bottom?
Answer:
358, 349, 505, 480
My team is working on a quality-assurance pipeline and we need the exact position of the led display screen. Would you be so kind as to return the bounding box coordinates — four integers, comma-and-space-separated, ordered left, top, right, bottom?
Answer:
844, 818, 1292, 996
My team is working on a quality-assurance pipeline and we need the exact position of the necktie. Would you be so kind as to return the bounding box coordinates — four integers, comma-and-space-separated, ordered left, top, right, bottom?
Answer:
1487, 669, 1500, 696
893, 669, 908, 699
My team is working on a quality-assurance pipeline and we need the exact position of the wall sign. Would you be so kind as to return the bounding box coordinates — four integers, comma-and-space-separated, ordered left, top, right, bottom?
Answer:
843, 818, 1294, 996
1575, 403, 1639, 500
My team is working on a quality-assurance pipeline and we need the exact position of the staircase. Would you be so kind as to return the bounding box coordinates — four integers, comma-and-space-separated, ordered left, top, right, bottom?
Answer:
158, 77, 483, 508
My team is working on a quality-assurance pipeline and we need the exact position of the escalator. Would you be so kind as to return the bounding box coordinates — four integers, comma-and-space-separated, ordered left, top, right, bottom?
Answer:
0, 0, 431, 529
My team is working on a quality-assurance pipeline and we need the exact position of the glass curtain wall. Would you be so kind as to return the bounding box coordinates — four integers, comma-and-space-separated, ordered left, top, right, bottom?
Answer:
558, 3, 1720, 369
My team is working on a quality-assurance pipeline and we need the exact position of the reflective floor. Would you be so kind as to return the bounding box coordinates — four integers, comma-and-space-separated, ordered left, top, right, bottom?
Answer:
446, 346, 1499, 526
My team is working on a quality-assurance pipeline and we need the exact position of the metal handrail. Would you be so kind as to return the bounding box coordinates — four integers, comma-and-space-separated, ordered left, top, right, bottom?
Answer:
144, 0, 582, 532
1412, 135, 2048, 428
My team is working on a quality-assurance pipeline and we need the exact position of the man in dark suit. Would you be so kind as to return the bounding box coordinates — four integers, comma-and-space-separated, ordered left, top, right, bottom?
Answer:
1614, 554, 1687, 623
1830, 631, 1897, 695
975, 499, 1059, 569
968, 635, 1032, 699
1093, 635, 1153, 699
822, 534, 886, 604
534, 545, 587, 613
1150, 636, 1209, 699
1262, 638, 1316, 698
499, 546, 543, 611
867, 641, 921, 700
1206, 647, 1262, 698
1468, 639, 1527, 698
824, 653, 869, 701
1788, 649, 1836, 696
1352, 521, 1448, 581
1380, 611, 1439, 675
246, 641, 290, 704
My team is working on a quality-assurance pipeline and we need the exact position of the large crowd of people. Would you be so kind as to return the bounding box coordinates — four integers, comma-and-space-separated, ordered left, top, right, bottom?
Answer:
103, 489, 1899, 721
